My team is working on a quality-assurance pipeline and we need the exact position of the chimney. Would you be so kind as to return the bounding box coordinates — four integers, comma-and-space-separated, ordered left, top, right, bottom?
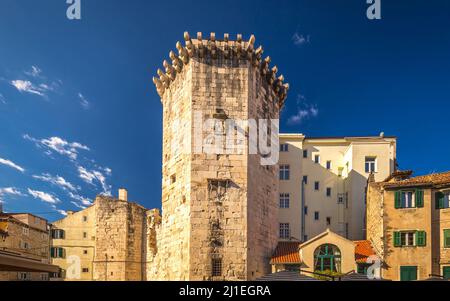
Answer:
118, 188, 128, 202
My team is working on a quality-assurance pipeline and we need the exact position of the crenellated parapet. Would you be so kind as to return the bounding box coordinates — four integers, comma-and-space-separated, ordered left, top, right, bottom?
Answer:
152, 32, 289, 106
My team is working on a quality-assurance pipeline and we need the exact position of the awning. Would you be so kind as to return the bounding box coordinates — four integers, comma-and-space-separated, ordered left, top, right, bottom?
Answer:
0, 250, 59, 273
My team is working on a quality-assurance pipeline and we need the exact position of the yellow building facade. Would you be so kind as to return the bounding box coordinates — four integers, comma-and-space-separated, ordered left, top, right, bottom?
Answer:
278, 134, 396, 242
367, 170, 450, 280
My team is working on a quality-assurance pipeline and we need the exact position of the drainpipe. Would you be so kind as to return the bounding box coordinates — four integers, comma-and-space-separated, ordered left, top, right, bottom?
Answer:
301, 179, 306, 241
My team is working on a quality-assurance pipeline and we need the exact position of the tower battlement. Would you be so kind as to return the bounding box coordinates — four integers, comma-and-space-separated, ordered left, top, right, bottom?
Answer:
152, 32, 289, 106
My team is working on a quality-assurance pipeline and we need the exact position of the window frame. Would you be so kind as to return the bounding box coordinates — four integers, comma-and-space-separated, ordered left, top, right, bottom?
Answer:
365, 157, 377, 173
279, 193, 290, 209
279, 165, 290, 180
279, 223, 290, 239
280, 144, 289, 152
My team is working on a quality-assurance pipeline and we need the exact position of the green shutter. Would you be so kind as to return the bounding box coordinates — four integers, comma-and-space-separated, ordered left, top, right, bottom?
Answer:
416, 189, 424, 208
393, 231, 401, 247
443, 267, 450, 280
395, 191, 402, 209
58, 248, 64, 258
416, 231, 426, 247
436, 192, 445, 209
444, 229, 450, 248
50, 247, 55, 258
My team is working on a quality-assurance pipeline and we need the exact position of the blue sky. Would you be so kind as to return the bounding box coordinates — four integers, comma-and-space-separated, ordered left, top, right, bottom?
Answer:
1, 0, 450, 221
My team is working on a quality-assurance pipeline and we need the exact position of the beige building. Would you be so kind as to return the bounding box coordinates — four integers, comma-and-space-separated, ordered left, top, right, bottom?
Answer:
0, 212, 58, 281
51, 189, 154, 281
148, 32, 288, 280
278, 134, 396, 242
367, 170, 450, 280
270, 229, 377, 277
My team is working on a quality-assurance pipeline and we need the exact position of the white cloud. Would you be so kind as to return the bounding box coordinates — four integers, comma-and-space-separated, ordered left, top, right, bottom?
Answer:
24, 134, 90, 160
10, 80, 47, 97
27, 188, 60, 204
68, 191, 92, 206
0, 157, 25, 173
0, 93, 6, 104
24, 66, 42, 78
287, 94, 319, 125
292, 32, 310, 46
78, 93, 90, 109
32, 173, 78, 192
0, 187, 26, 197
77, 166, 111, 195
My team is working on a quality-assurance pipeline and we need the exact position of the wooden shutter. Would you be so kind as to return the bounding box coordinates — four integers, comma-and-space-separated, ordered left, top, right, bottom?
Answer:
395, 191, 402, 209
416, 189, 424, 208
444, 229, 450, 248
58, 248, 64, 258
416, 231, 426, 247
50, 247, 55, 258
393, 231, 401, 247
436, 192, 445, 209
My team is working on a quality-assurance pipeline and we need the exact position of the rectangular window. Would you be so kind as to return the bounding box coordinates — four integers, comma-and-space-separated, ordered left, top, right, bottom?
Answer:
326, 187, 332, 197
314, 154, 320, 164
82, 268, 89, 273
304, 206, 308, 215
326, 217, 331, 225
279, 165, 290, 180
279, 193, 290, 209
444, 229, 450, 248
83, 232, 87, 239
22, 227, 29, 236
50, 247, 65, 258
303, 149, 308, 158
394, 231, 426, 247
326, 161, 332, 170
395, 190, 423, 208
338, 194, 344, 204
279, 223, 290, 239
303, 175, 308, 184
212, 258, 222, 277
314, 181, 320, 191
280, 144, 289, 152
365, 157, 376, 173
436, 192, 450, 209
18, 272, 30, 281
51, 229, 65, 239
40, 273, 49, 281
314, 212, 319, 220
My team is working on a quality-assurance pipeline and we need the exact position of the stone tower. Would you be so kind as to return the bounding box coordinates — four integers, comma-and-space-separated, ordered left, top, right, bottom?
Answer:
149, 32, 289, 280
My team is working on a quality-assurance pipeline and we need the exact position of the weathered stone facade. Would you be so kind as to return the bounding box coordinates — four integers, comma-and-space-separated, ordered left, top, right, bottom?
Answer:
148, 32, 288, 280
51, 191, 151, 281
0, 213, 52, 281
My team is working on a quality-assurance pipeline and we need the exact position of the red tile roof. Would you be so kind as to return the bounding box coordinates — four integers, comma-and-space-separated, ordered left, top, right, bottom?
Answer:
354, 240, 376, 263
270, 242, 301, 264
382, 171, 450, 189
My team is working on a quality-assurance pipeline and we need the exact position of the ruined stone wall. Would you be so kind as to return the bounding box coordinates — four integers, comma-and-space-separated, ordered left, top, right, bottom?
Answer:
93, 197, 147, 281
366, 183, 385, 258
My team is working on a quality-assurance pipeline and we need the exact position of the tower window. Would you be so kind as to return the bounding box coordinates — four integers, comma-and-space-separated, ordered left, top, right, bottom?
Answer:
326, 217, 331, 226
212, 258, 222, 277
326, 187, 332, 197
303, 175, 308, 184
303, 150, 308, 158
326, 161, 332, 170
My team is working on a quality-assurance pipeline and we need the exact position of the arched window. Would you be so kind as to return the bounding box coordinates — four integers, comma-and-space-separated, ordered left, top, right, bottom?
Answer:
314, 244, 341, 272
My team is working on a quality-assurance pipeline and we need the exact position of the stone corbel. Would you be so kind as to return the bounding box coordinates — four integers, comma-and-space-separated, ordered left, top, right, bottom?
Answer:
169, 51, 183, 73
176, 42, 189, 64
157, 69, 170, 88
163, 60, 176, 81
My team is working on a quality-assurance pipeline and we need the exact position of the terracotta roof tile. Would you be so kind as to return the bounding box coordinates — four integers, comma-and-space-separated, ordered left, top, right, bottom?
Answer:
270, 242, 301, 264
354, 240, 376, 263
383, 171, 450, 188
